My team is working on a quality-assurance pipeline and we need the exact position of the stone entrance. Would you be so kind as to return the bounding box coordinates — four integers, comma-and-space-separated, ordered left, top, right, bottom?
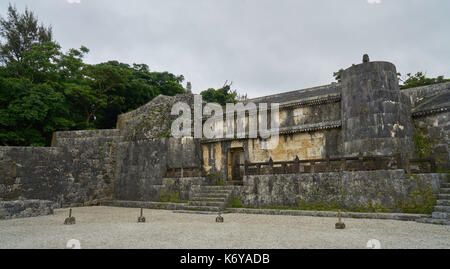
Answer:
228, 148, 245, 182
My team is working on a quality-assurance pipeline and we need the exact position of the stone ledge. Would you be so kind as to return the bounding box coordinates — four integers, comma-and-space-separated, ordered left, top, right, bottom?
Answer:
279, 94, 341, 109
227, 208, 429, 222
201, 120, 342, 144
100, 200, 188, 210
412, 106, 449, 118
53, 129, 119, 139
0, 200, 54, 220
415, 218, 450, 226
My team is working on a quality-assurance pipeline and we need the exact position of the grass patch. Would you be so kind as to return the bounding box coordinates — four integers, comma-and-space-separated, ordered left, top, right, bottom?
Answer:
159, 190, 187, 203
228, 197, 244, 208
225, 196, 436, 215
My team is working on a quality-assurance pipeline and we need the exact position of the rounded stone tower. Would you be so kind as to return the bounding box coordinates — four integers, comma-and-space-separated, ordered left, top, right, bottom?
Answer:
341, 57, 413, 156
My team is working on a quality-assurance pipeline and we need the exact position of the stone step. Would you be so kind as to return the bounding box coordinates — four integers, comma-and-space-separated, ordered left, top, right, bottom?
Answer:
172, 210, 226, 215
434, 206, 450, 213
191, 197, 227, 202
192, 196, 229, 201
201, 186, 235, 191
432, 212, 450, 220
438, 194, 450, 200
441, 183, 450, 189
437, 200, 450, 206
183, 205, 222, 212
416, 218, 450, 226
188, 201, 226, 207
192, 193, 230, 199
439, 188, 450, 194
198, 190, 233, 195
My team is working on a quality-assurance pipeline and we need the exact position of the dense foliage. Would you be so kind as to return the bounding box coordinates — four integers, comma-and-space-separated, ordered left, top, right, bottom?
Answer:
0, 5, 185, 146
200, 83, 238, 105
399, 72, 450, 90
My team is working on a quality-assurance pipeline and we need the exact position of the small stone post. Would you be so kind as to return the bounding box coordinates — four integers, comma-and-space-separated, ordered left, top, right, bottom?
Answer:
186, 82, 192, 94
64, 208, 76, 225
335, 210, 346, 229
138, 208, 146, 223
216, 212, 224, 223
363, 54, 370, 63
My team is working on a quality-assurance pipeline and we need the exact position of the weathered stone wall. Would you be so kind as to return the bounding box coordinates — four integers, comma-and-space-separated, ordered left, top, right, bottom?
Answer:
279, 101, 341, 128
341, 61, 414, 156
403, 82, 450, 107
114, 138, 204, 202
0, 200, 53, 220
413, 112, 450, 171
117, 94, 196, 141
236, 171, 445, 214
405, 82, 449, 171
0, 129, 119, 207
0, 147, 69, 203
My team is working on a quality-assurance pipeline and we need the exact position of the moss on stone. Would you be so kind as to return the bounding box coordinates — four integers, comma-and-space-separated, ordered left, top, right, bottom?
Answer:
396, 183, 437, 215
406, 174, 420, 180
228, 197, 244, 208
413, 126, 434, 158
297, 200, 341, 211
159, 189, 186, 203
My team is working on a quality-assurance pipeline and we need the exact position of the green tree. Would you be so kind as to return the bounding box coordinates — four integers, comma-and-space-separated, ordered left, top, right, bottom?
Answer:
200, 82, 238, 105
89, 61, 185, 129
0, 5, 187, 145
333, 69, 344, 83
63, 63, 130, 128
399, 72, 450, 90
0, 77, 72, 146
0, 4, 52, 65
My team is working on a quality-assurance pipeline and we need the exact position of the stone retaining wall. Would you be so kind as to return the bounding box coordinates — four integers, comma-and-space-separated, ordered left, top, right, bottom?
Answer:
228, 208, 428, 221
413, 112, 450, 171
0, 200, 54, 220
0, 129, 119, 207
236, 171, 445, 214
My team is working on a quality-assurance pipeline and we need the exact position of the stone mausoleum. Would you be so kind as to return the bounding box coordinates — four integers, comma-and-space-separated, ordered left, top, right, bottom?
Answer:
1, 56, 449, 225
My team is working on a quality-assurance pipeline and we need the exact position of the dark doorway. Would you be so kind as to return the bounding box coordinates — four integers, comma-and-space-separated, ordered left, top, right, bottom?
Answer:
229, 148, 245, 182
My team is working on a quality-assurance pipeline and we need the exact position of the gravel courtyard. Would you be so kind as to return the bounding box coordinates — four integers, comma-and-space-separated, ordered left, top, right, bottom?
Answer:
0, 206, 449, 249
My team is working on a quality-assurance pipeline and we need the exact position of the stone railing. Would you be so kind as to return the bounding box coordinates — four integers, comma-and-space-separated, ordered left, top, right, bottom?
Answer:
165, 165, 204, 178
239, 154, 436, 176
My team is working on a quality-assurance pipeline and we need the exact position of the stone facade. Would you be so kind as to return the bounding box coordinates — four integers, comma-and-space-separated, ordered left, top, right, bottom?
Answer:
0, 58, 449, 215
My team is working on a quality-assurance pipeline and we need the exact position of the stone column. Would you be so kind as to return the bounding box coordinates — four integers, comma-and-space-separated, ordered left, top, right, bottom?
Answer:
341, 57, 413, 156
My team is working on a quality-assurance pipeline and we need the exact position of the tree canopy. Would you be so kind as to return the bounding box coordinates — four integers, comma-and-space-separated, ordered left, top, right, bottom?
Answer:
0, 4, 185, 146
399, 72, 450, 90
200, 82, 238, 105
0, 5, 52, 65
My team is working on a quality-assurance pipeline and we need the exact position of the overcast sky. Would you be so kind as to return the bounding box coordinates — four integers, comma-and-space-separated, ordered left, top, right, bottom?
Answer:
2, 0, 450, 97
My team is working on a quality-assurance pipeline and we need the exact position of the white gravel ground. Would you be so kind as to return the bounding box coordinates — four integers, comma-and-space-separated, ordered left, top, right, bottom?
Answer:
0, 206, 449, 249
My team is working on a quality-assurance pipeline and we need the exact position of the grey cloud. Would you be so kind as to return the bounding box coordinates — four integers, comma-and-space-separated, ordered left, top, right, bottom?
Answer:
2, 0, 450, 98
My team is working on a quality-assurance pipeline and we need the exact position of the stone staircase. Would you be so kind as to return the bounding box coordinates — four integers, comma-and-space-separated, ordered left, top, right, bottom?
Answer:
417, 178, 450, 225
175, 186, 234, 214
